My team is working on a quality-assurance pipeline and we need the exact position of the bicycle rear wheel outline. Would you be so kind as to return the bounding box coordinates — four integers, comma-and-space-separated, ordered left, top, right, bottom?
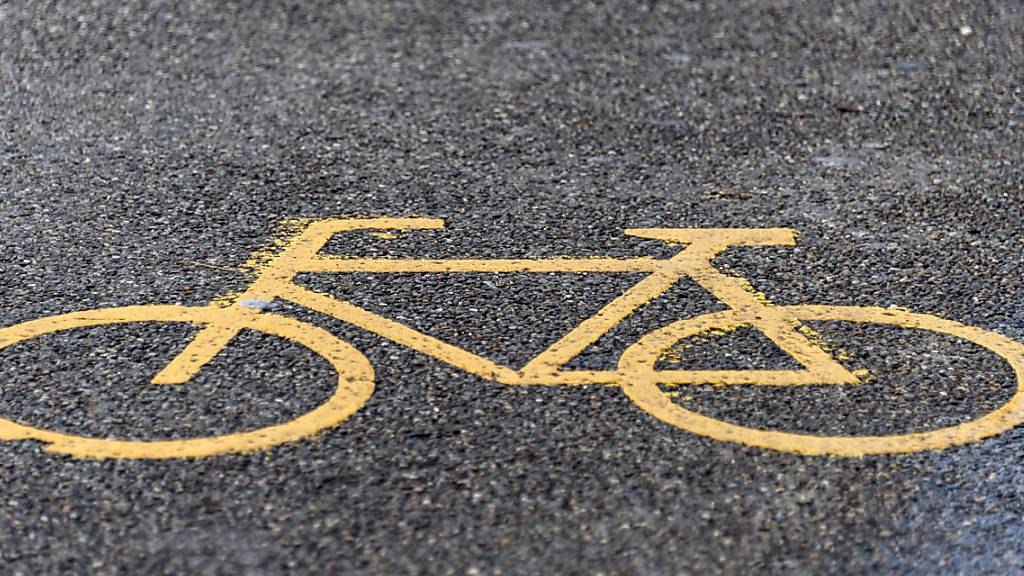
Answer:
619, 305, 1024, 456
0, 305, 374, 459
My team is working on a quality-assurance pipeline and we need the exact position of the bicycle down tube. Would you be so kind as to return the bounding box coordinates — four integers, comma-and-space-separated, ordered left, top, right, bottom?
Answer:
152, 218, 859, 388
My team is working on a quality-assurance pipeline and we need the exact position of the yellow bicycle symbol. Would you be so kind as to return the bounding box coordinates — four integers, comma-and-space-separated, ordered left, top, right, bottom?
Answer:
1, 218, 1022, 459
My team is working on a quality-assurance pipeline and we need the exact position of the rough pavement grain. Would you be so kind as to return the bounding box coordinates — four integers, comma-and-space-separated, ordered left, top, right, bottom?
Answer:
1, 1, 1023, 573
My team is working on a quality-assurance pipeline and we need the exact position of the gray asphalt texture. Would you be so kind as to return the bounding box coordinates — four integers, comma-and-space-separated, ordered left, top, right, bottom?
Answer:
2, 1, 1024, 574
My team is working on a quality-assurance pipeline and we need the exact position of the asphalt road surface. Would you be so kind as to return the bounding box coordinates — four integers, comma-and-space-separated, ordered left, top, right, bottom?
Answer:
2, 1, 1024, 574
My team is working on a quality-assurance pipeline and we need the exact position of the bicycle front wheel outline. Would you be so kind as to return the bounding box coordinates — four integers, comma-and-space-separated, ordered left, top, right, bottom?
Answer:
618, 305, 1024, 456
0, 305, 375, 459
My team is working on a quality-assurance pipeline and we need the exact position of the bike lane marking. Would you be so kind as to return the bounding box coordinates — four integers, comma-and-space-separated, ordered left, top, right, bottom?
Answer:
1, 219, 1023, 459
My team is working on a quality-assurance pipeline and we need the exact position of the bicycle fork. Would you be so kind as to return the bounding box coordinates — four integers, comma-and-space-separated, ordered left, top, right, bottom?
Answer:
151, 220, 859, 387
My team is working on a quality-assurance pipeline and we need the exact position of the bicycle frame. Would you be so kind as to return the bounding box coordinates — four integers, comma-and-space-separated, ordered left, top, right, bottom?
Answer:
152, 218, 858, 388
6, 216, 1024, 459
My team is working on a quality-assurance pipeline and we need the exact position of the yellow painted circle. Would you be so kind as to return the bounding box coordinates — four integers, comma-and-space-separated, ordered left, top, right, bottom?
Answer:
619, 305, 1024, 456
0, 305, 374, 459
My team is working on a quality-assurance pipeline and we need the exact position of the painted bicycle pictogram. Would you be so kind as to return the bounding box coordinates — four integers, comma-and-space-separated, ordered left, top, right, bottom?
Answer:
1, 217, 1022, 459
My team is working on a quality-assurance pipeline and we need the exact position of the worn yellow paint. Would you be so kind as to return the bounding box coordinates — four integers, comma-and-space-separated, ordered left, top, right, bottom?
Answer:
211, 217, 313, 308
150, 218, 445, 386
0, 218, 1022, 459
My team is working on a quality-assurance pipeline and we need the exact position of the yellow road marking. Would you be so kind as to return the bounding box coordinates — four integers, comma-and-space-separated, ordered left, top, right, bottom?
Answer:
620, 305, 1024, 456
310, 256, 663, 273
281, 284, 520, 383
0, 305, 374, 459
1, 217, 1021, 459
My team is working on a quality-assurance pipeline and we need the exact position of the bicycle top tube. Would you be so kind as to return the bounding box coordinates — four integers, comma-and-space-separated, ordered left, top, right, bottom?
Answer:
304, 256, 666, 274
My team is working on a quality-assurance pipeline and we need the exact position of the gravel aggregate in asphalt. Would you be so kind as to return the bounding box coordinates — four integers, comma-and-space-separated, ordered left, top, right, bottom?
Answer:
1, 1, 1023, 573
